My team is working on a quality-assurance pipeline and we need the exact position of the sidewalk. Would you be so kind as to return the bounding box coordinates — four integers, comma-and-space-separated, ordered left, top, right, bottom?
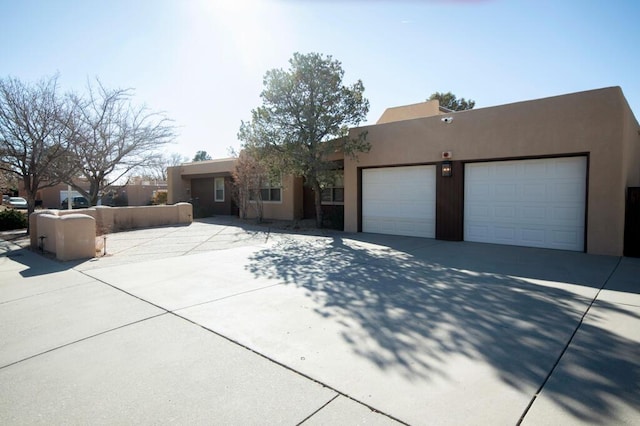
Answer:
1, 218, 639, 424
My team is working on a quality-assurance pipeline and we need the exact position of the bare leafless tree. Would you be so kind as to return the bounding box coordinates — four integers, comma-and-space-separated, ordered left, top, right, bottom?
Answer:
66, 79, 175, 205
0, 166, 19, 195
0, 75, 76, 220
231, 149, 267, 221
137, 151, 187, 181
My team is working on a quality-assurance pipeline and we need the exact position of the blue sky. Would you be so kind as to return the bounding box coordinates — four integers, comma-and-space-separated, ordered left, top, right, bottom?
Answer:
2, 0, 639, 160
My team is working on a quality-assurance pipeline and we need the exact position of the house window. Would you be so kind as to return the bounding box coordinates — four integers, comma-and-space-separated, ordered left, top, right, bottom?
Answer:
214, 177, 225, 202
249, 175, 282, 202
321, 171, 344, 204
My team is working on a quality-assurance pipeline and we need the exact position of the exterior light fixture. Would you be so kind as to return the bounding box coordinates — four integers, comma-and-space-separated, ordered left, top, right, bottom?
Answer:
442, 160, 453, 177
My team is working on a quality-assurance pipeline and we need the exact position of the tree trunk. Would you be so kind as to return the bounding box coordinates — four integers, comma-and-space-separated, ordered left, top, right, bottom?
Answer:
313, 180, 323, 228
24, 177, 36, 234
25, 196, 35, 234
89, 179, 100, 206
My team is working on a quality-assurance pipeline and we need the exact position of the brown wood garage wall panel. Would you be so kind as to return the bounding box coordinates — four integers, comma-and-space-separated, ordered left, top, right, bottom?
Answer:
436, 161, 464, 241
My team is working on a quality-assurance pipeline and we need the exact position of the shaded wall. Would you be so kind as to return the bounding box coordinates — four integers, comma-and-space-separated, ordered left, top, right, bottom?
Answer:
190, 176, 235, 217
168, 158, 237, 206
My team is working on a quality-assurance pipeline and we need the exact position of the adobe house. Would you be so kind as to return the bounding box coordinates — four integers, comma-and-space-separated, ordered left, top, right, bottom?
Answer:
28, 179, 168, 209
167, 156, 342, 224
167, 87, 639, 256
167, 158, 240, 218
167, 157, 306, 220
344, 86, 640, 256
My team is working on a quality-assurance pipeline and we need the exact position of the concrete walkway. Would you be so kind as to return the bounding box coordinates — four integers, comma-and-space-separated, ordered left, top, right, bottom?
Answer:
1, 217, 639, 425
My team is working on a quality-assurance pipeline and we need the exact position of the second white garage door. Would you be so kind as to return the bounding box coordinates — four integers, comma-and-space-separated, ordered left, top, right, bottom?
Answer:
464, 157, 587, 251
362, 165, 436, 238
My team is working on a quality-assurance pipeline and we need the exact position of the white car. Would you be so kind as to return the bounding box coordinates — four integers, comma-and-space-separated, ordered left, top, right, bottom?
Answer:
8, 197, 28, 209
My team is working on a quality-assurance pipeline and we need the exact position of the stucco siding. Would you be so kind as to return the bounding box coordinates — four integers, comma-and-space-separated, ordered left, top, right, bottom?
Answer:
246, 174, 300, 221
345, 87, 635, 256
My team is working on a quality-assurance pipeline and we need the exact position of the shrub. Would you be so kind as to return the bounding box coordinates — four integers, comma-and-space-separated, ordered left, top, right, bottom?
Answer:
0, 209, 28, 231
152, 190, 168, 205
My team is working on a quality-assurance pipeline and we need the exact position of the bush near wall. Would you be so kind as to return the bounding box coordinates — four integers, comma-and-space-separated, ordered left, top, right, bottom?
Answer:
0, 209, 28, 230
152, 191, 168, 205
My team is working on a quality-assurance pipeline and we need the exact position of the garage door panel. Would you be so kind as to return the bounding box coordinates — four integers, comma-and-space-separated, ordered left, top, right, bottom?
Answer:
553, 206, 582, 222
521, 228, 546, 245
467, 205, 491, 219
522, 183, 547, 200
555, 157, 586, 176
495, 163, 517, 178
521, 206, 547, 221
363, 166, 436, 238
523, 162, 546, 176
363, 217, 435, 238
363, 218, 394, 234
494, 226, 517, 242
554, 182, 584, 201
552, 229, 581, 246
464, 157, 586, 251
495, 206, 516, 219
466, 183, 490, 200
466, 222, 584, 250
495, 184, 517, 200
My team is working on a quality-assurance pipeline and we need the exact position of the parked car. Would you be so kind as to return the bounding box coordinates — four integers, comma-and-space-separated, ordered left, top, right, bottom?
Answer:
61, 196, 90, 209
2, 195, 9, 205
8, 197, 28, 209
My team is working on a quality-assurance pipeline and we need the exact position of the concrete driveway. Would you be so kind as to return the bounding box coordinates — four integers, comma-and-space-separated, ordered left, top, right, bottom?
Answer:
1, 217, 639, 425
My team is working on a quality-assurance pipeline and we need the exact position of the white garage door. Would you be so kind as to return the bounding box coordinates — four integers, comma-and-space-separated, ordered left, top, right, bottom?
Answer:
362, 165, 436, 238
464, 157, 587, 251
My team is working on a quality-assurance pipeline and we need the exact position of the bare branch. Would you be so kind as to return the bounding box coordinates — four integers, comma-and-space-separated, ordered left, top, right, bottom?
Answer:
0, 74, 75, 221
65, 80, 176, 205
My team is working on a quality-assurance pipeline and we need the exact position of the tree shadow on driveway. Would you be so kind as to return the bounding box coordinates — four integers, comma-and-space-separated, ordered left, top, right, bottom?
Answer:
246, 235, 640, 424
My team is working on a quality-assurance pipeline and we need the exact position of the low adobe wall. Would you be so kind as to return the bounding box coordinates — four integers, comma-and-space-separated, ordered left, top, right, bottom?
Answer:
89, 203, 193, 234
30, 203, 193, 260
35, 213, 96, 261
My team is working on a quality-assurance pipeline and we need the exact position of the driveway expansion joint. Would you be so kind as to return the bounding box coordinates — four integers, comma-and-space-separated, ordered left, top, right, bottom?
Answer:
0, 313, 167, 370
172, 310, 406, 425
171, 282, 286, 312
516, 256, 624, 425
296, 394, 340, 425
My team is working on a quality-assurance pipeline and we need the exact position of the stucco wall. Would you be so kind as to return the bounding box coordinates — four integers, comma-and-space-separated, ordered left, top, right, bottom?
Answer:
35, 213, 96, 261
31, 204, 193, 254
622, 92, 640, 189
376, 100, 442, 124
245, 175, 301, 221
345, 87, 637, 256
166, 166, 185, 204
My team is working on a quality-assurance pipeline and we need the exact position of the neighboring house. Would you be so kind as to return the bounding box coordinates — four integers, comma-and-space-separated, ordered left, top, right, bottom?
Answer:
167, 87, 640, 256
25, 178, 168, 208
